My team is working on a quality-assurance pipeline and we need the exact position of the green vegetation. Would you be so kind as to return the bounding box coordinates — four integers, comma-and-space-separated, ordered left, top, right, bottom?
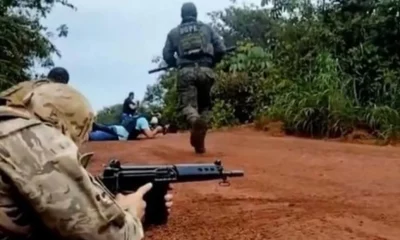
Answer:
139, 0, 400, 143
0, 0, 74, 89
3, 0, 400, 143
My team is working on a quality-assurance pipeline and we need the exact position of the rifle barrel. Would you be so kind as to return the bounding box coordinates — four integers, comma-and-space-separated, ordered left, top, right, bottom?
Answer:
148, 66, 168, 74
225, 46, 236, 52
223, 170, 244, 177
148, 46, 237, 74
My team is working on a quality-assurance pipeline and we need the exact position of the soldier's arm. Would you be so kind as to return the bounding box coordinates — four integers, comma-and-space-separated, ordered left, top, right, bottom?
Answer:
0, 122, 144, 240
162, 30, 177, 67
209, 26, 226, 64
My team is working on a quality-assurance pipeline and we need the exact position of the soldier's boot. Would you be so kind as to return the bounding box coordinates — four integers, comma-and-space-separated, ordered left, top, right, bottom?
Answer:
190, 118, 207, 154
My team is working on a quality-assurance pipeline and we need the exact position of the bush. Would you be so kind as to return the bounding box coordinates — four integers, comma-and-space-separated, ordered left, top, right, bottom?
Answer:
210, 99, 238, 129
96, 104, 123, 125
143, 0, 400, 142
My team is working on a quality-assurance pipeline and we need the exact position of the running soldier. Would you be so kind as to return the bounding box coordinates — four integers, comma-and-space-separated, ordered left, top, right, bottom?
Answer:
162, 2, 227, 154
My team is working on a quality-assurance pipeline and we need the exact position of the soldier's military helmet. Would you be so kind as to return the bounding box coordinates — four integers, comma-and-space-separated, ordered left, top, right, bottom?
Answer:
47, 67, 70, 84
23, 83, 94, 146
181, 2, 197, 19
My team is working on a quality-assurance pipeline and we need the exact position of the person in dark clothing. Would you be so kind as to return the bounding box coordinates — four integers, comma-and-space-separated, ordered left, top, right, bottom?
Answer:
162, 2, 227, 154
47, 67, 70, 84
121, 92, 137, 124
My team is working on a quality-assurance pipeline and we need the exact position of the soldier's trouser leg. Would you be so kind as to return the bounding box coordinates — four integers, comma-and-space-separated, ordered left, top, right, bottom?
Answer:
177, 67, 208, 154
177, 68, 200, 125
197, 74, 215, 125
194, 67, 216, 153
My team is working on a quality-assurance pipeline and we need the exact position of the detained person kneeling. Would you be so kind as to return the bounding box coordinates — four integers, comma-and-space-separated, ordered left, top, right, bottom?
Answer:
89, 114, 164, 141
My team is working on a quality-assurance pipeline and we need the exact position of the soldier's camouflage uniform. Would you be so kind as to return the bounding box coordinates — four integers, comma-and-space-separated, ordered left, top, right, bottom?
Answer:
0, 79, 51, 106
176, 66, 216, 124
0, 83, 145, 240
163, 2, 226, 153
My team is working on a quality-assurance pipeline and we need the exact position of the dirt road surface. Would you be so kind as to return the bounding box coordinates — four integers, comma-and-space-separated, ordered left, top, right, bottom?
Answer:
84, 128, 400, 240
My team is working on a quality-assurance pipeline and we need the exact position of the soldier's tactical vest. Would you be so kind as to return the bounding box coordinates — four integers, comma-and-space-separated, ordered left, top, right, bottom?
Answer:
0, 80, 51, 106
177, 21, 213, 59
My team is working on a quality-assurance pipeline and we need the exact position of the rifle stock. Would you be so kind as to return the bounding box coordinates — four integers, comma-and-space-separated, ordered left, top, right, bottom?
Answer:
148, 46, 237, 74
98, 159, 244, 227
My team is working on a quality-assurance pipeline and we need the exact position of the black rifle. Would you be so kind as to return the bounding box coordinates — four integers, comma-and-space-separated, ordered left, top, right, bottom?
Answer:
99, 159, 244, 226
148, 46, 237, 74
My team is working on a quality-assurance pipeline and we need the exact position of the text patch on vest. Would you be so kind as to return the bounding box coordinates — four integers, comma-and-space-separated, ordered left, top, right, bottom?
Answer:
178, 22, 207, 57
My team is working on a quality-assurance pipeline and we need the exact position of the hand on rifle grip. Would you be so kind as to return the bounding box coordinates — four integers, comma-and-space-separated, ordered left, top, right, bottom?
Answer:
165, 184, 173, 213
115, 182, 153, 220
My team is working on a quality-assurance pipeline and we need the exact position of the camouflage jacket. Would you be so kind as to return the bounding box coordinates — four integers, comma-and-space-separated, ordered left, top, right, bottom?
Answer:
0, 80, 51, 106
0, 85, 145, 240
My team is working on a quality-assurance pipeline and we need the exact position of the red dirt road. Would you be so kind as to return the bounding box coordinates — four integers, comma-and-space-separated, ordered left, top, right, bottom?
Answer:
84, 128, 400, 240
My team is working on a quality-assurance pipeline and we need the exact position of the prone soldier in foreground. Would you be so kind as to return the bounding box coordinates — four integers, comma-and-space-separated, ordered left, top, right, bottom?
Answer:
0, 83, 172, 239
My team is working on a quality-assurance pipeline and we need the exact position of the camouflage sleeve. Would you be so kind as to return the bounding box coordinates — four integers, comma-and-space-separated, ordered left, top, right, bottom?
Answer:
0, 80, 48, 99
162, 30, 177, 67
209, 26, 226, 55
0, 121, 144, 240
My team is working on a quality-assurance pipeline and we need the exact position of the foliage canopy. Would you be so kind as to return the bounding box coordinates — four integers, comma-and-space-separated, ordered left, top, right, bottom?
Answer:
133, 0, 400, 143
0, 0, 73, 89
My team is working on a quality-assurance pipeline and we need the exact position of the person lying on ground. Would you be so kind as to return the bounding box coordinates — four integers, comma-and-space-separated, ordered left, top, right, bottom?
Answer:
149, 113, 170, 132
89, 122, 121, 141
125, 113, 165, 139
89, 114, 165, 141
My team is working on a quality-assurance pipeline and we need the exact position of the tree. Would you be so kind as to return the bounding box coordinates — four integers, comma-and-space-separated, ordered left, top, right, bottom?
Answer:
146, 0, 400, 142
96, 104, 123, 125
0, 0, 74, 90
